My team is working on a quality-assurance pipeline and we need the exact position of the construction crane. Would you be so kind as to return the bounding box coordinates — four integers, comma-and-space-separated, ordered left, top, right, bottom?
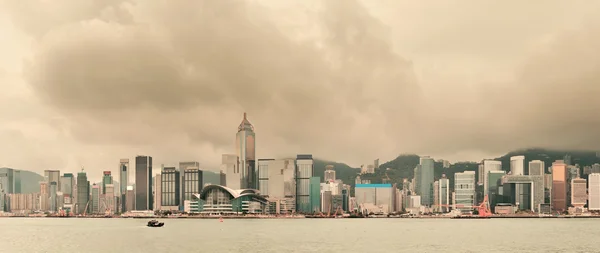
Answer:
437, 194, 492, 217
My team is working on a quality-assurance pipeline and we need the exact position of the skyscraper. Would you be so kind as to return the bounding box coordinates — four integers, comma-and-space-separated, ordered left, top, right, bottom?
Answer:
119, 159, 129, 213
571, 178, 587, 207
76, 171, 89, 214
102, 171, 113, 194
91, 184, 100, 214
510, 156, 525, 175
296, 154, 314, 213
438, 175, 450, 213
324, 165, 336, 182
222, 154, 240, 189
135, 156, 153, 210
552, 160, 567, 212
44, 170, 61, 191
104, 184, 115, 214
179, 161, 201, 210
482, 160, 502, 196
529, 160, 545, 176
454, 171, 476, 212
161, 167, 180, 209
236, 113, 256, 189
419, 156, 434, 206
588, 173, 600, 211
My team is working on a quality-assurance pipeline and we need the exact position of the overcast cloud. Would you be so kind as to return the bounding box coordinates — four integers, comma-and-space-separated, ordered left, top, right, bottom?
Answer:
1, 0, 600, 181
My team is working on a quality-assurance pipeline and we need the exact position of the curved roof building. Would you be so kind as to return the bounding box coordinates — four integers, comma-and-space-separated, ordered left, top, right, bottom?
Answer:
198, 185, 267, 214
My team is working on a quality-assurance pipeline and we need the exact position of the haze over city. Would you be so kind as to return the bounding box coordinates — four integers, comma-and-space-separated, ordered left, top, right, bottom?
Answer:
1, 0, 600, 178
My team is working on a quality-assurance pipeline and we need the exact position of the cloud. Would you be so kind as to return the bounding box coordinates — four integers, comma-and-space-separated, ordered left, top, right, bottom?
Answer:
1, 0, 600, 174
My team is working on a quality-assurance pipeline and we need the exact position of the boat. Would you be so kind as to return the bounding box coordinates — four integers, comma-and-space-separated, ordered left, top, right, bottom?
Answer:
147, 220, 164, 227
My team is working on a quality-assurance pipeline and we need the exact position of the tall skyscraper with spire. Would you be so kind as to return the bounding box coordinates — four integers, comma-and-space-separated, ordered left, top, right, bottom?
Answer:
236, 112, 256, 189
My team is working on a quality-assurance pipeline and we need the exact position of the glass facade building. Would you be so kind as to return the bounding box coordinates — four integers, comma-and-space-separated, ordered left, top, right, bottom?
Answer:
135, 156, 153, 210
161, 167, 180, 207
487, 171, 505, 212
355, 184, 393, 214
102, 171, 113, 194
296, 154, 314, 213
119, 159, 129, 212
309, 176, 321, 213
454, 171, 476, 211
76, 171, 89, 214
199, 185, 267, 214
419, 156, 434, 206
236, 113, 256, 189
552, 160, 567, 212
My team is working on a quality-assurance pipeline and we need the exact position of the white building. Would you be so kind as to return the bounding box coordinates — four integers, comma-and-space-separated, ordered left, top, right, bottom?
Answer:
589, 174, 600, 211
355, 184, 393, 214
324, 167, 336, 182
222, 154, 240, 189
571, 178, 587, 207
510, 156, 525, 176
529, 160, 545, 176
454, 171, 476, 211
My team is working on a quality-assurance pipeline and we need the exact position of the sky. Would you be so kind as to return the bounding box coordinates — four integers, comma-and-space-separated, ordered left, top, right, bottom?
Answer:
1, 0, 600, 181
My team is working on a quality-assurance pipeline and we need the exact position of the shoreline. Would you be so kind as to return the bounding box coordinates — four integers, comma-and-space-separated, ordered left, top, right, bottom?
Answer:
3, 215, 600, 219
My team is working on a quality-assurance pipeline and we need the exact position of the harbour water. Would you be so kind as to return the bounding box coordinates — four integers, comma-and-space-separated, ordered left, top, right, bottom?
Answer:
0, 218, 598, 252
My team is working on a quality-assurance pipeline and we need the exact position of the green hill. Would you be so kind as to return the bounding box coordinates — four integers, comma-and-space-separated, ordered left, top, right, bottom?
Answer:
313, 159, 360, 187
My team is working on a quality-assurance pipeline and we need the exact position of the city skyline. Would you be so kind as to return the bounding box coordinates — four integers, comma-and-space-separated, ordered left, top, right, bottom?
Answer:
2, 1, 600, 177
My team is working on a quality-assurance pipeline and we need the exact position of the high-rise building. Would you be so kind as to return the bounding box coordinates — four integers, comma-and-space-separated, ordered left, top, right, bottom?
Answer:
571, 178, 587, 207
309, 177, 321, 213
0, 168, 21, 194
438, 175, 450, 213
487, 171, 505, 212
119, 159, 129, 213
296, 154, 314, 213
529, 160, 545, 176
39, 181, 49, 211
552, 160, 568, 212
102, 171, 113, 194
257, 159, 273, 195
477, 164, 484, 186
588, 173, 600, 211
592, 164, 600, 174
104, 184, 115, 214
483, 160, 502, 196
413, 165, 421, 195
236, 113, 256, 189
49, 182, 57, 212
125, 186, 135, 211
179, 161, 201, 210
510, 156, 525, 176
355, 184, 394, 214
76, 171, 89, 214
182, 166, 203, 210
60, 173, 74, 201
91, 184, 100, 214
161, 167, 180, 210
135, 156, 153, 210
154, 174, 161, 211
222, 154, 240, 189
454, 171, 476, 211
324, 165, 336, 182
44, 170, 61, 191
419, 156, 434, 206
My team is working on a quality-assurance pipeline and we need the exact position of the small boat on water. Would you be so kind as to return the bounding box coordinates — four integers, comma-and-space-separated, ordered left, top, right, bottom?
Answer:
147, 220, 164, 227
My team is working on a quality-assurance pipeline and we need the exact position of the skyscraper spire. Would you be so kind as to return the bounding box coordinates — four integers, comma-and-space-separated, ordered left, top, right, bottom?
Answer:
238, 112, 254, 132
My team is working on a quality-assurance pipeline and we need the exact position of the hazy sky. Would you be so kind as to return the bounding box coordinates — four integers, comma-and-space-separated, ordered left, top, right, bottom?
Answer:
1, 0, 600, 181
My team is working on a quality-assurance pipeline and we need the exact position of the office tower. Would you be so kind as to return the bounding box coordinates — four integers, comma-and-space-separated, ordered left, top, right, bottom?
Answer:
154, 174, 161, 211
266, 159, 296, 212
257, 159, 273, 195
125, 186, 135, 211
482, 160, 502, 196
454, 171, 476, 211
309, 177, 321, 213
0, 168, 21, 194
44, 170, 61, 191
181, 166, 203, 210
355, 184, 394, 214
438, 175, 450, 213
419, 156, 434, 206
529, 160, 545, 176
589, 174, 600, 211
433, 181, 439, 211
39, 181, 49, 211
219, 170, 226, 186
324, 165, 336, 182
236, 112, 256, 189
179, 161, 201, 210
104, 184, 115, 214
102, 171, 113, 194
222, 154, 240, 189
91, 184, 100, 214
570, 177, 587, 208
510, 156, 525, 175
49, 182, 57, 212
296, 154, 314, 213
76, 171, 89, 214
413, 165, 421, 195
564, 154, 572, 166
477, 164, 484, 185
60, 173, 74, 203
160, 167, 180, 209
119, 159, 129, 213
552, 160, 568, 212
592, 164, 600, 174
487, 171, 505, 212
135, 156, 153, 210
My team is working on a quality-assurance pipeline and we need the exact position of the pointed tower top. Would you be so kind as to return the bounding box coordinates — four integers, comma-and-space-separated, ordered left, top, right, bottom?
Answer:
238, 112, 254, 132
